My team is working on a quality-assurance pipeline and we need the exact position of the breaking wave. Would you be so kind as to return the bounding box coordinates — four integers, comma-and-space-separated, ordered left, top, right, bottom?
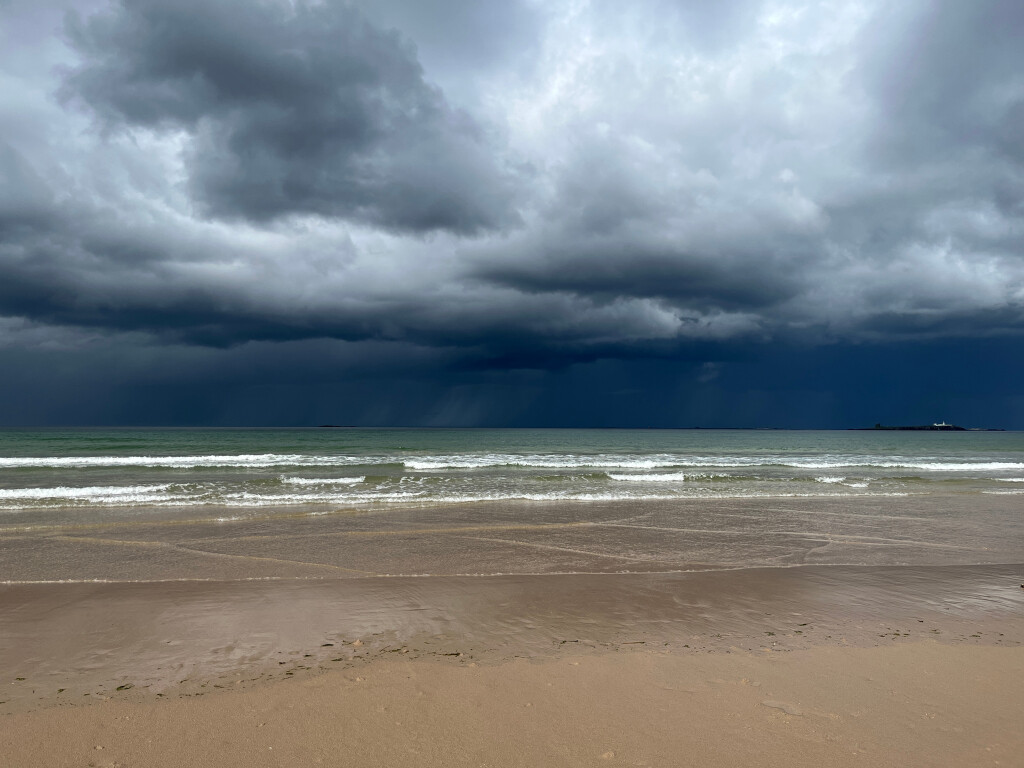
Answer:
0, 484, 178, 506
0, 454, 381, 469
281, 476, 365, 485
2, 451, 1022, 473
608, 472, 689, 482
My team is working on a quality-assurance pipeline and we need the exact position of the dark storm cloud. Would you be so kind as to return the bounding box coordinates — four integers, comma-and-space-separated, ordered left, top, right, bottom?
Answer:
470, 127, 813, 313
508, 0, 1021, 343
0, 185, 690, 355
61, 0, 522, 232
0, 0, 1015, 351
2, 328, 1021, 427
2, 0, 1024, 426
475, 238, 799, 312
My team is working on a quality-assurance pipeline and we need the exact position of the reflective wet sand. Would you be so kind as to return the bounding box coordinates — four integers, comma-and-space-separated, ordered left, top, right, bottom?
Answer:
2, 495, 1021, 582
2, 564, 1022, 713
1, 495, 1021, 715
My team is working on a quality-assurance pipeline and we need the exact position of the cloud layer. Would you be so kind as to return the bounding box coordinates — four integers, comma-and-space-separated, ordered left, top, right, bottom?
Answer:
0, 0, 1022, 424
62, 0, 523, 232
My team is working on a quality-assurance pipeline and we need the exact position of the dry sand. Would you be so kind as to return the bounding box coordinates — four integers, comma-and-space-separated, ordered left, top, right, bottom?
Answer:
3, 641, 1022, 767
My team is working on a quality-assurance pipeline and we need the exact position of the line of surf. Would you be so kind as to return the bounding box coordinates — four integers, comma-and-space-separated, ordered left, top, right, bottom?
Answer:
1, 454, 1021, 472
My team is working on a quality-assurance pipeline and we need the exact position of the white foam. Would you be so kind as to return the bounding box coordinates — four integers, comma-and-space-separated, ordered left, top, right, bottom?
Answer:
3, 451, 1020, 473
348, 490, 910, 504
281, 476, 365, 485
995, 478, 1024, 482
786, 459, 1024, 471
608, 472, 689, 482
219, 491, 426, 505
0, 484, 173, 499
404, 454, 685, 470
402, 453, 1024, 472
377, 491, 683, 504
0, 454, 382, 469
814, 476, 846, 484
0, 483, 908, 512
405, 454, 760, 470
0, 484, 181, 509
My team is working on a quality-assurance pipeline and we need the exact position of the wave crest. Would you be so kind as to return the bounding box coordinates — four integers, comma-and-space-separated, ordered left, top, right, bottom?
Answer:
281, 476, 365, 485
608, 472, 689, 482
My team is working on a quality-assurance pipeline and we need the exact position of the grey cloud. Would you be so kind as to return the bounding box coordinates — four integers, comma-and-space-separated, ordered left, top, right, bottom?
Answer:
471, 125, 814, 314
0, 143, 52, 226
855, 306, 1024, 342
862, 0, 1024, 168
590, 0, 763, 54
474, 237, 800, 313
0, 188, 699, 358
62, 0, 522, 232
5, 0, 1024, 427
0, 0, 1023, 380
354, 0, 542, 87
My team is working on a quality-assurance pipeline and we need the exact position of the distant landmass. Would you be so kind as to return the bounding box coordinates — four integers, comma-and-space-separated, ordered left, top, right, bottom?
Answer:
856, 423, 1005, 432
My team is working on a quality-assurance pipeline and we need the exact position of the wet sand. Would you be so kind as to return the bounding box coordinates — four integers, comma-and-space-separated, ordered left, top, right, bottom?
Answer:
3, 494, 1022, 582
2, 565, 1022, 767
2, 564, 1023, 711
1, 495, 1023, 765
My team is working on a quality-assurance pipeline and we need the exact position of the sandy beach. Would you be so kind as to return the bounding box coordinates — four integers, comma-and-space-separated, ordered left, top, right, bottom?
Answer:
2, 571, 1022, 765
2, 495, 1023, 766
3, 0, 1023, 754
4, 638, 1023, 768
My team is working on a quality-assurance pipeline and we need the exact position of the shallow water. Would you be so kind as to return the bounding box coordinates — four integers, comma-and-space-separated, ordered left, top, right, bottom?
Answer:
1, 429, 1021, 585
1, 428, 1022, 526
1, 495, 1021, 584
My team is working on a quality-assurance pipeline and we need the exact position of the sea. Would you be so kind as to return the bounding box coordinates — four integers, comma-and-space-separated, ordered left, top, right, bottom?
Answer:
2, 427, 1023, 658
1, 427, 1022, 527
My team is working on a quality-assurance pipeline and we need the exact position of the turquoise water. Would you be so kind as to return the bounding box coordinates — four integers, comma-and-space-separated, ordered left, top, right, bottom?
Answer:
0, 428, 1022, 522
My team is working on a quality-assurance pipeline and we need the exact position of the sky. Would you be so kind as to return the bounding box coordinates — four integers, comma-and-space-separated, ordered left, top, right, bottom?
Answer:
0, 0, 1022, 428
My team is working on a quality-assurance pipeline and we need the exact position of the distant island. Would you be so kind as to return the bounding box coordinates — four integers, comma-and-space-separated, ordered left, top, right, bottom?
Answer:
855, 422, 1005, 432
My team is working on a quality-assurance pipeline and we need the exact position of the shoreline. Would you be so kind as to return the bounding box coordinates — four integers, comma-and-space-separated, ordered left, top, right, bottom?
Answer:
2, 564, 1022, 767
3, 562, 1021, 713
3, 493, 1022, 765
3, 494, 1022, 584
